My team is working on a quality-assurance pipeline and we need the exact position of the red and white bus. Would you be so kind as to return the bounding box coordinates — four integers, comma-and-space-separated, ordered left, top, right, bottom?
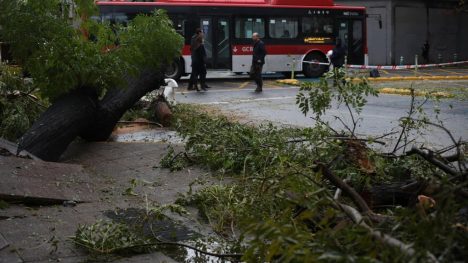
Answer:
96, 0, 366, 79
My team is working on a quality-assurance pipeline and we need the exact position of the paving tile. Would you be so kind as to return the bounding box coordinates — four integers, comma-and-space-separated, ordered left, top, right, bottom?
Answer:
1, 140, 218, 262
0, 157, 98, 204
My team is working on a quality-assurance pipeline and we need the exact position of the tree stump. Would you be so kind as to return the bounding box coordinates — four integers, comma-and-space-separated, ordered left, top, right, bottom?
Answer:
154, 96, 172, 127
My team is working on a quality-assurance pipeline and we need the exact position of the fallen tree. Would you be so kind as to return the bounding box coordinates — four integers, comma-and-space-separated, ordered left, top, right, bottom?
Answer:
17, 70, 164, 160
0, 0, 183, 161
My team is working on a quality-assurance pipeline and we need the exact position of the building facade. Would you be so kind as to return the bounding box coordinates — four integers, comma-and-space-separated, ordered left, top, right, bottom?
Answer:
337, 0, 468, 65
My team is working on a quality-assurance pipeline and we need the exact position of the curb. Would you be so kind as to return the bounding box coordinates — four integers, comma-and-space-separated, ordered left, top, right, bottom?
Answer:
276, 75, 468, 86
276, 79, 300, 86
368, 75, 468, 81
378, 88, 454, 98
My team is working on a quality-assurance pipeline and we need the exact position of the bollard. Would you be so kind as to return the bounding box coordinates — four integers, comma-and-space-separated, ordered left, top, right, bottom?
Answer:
344, 55, 348, 75
454, 53, 458, 62
400, 56, 404, 65
291, 58, 296, 80
438, 53, 442, 63
414, 54, 418, 75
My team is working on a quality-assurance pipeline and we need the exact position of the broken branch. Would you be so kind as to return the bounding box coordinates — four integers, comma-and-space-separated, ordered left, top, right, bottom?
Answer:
336, 203, 439, 263
406, 146, 462, 178
314, 162, 371, 214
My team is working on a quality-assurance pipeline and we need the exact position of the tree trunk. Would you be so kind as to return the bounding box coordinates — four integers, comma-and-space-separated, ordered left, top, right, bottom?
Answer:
17, 88, 98, 161
360, 180, 426, 209
154, 96, 172, 127
17, 69, 164, 161
80, 69, 163, 141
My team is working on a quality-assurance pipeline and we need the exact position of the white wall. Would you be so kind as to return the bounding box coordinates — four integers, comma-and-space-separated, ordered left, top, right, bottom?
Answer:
366, 5, 390, 64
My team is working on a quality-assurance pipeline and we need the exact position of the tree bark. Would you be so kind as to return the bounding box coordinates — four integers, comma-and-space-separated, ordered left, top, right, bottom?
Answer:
17, 69, 164, 161
17, 88, 98, 161
80, 69, 163, 141
154, 96, 172, 127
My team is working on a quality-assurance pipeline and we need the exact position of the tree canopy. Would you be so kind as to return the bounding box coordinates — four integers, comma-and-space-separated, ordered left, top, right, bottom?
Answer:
0, 0, 184, 100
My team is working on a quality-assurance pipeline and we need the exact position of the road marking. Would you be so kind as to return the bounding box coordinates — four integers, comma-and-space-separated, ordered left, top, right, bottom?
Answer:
437, 68, 462, 75
416, 71, 432, 76
177, 86, 300, 94
199, 96, 296, 105
265, 80, 287, 88
238, 81, 250, 89
449, 82, 468, 88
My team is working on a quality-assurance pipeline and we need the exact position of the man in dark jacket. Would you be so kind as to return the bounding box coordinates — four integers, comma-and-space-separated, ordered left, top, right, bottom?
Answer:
251, 32, 266, 92
189, 28, 209, 91
330, 38, 346, 69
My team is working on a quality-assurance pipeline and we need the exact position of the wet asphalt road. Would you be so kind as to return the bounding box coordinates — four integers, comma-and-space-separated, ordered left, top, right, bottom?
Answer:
176, 76, 468, 148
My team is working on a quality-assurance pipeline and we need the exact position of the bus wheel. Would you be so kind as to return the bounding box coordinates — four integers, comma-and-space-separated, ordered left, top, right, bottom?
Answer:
303, 53, 327, 78
164, 59, 183, 80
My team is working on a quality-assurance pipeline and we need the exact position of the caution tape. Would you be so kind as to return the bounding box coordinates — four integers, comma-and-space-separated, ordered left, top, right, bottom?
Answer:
302, 60, 332, 66
302, 60, 468, 70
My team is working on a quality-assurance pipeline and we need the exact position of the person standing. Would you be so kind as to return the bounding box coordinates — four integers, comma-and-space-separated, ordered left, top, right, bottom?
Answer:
329, 38, 346, 69
188, 28, 210, 91
251, 32, 266, 92
422, 40, 430, 64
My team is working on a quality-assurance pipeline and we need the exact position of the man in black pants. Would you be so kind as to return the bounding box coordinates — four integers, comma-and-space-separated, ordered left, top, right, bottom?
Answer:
330, 38, 346, 69
251, 32, 266, 92
188, 28, 210, 91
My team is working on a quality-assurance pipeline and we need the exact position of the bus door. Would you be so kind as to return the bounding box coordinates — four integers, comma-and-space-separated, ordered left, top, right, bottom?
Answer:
336, 19, 364, 65
200, 17, 231, 69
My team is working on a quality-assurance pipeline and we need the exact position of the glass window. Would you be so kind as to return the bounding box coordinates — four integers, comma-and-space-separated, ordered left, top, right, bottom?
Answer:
269, 17, 298, 39
235, 17, 265, 38
302, 16, 334, 36
112, 13, 129, 26
170, 16, 185, 36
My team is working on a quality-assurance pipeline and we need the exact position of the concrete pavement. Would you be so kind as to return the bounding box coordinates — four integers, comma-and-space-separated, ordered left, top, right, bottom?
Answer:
176, 79, 468, 148
0, 142, 221, 263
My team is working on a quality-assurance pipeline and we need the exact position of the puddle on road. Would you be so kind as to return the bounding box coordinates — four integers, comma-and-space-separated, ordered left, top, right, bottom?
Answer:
110, 123, 184, 144
105, 208, 241, 263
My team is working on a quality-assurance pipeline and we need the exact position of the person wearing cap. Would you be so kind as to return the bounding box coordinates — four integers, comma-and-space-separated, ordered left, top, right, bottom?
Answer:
188, 28, 210, 91
251, 32, 267, 92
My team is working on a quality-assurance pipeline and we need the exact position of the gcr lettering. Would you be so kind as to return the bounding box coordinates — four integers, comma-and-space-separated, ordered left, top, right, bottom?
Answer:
242, 47, 253, 52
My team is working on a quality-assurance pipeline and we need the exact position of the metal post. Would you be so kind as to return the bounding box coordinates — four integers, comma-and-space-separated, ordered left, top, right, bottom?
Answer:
291, 58, 296, 79
400, 56, 404, 65
414, 54, 418, 75
344, 55, 348, 75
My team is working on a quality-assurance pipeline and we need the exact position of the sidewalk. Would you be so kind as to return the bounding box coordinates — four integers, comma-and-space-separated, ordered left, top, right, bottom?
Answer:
0, 138, 216, 262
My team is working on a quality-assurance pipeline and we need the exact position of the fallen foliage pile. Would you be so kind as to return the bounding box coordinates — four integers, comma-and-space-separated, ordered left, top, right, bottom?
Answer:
166, 69, 467, 262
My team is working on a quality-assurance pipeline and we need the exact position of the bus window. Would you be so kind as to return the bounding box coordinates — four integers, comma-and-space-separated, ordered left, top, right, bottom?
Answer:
113, 13, 129, 26
170, 17, 185, 36
302, 17, 334, 36
235, 17, 265, 38
269, 18, 298, 39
